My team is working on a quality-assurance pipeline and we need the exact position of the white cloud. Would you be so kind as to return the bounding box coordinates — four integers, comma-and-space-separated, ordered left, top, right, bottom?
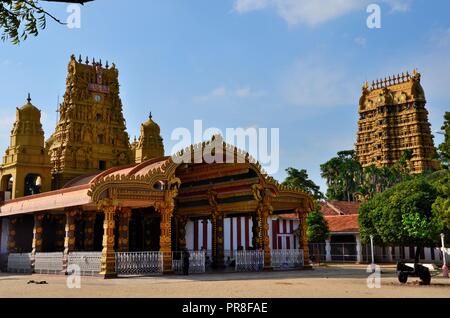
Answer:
280, 57, 358, 109
193, 86, 227, 103
193, 86, 266, 103
383, 0, 412, 12
234, 0, 269, 12
235, 87, 266, 97
233, 0, 412, 26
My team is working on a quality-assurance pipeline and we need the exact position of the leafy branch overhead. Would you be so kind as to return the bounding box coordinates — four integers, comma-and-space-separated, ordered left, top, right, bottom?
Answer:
0, 0, 93, 44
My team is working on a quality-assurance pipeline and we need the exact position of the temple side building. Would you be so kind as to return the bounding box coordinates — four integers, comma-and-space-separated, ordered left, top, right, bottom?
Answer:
356, 70, 438, 173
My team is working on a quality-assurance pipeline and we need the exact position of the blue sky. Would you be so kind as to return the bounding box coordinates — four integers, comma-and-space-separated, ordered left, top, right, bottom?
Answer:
0, 0, 449, 192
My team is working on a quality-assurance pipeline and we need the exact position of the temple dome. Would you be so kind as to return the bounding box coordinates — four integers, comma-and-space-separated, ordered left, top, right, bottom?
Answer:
18, 94, 41, 119
135, 112, 164, 163
141, 113, 161, 132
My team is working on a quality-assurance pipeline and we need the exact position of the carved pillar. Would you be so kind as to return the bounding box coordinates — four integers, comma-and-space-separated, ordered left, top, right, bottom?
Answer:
63, 209, 78, 272
100, 205, 117, 278
176, 215, 188, 251
211, 210, 224, 268
159, 206, 173, 273
260, 205, 272, 270
84, 213, 96, 251
7, 217, 17, 253
252, 214, 261, 249
31, 214, 44, 269
158, 183, 179, 274
118, 208, 131, 252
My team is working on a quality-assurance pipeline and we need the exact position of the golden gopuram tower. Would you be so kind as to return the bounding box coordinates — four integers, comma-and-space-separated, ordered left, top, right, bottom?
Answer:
356, 70, 438, 173
47, 55, 133, 189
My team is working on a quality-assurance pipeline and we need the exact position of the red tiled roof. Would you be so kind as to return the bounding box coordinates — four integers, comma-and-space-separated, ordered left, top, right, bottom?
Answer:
320, 201, 360, 216
325, 214, 359, 233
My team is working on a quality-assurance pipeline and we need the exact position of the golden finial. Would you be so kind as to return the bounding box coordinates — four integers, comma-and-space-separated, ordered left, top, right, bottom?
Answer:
362, 81, 369, 90
412, 68, 418, 76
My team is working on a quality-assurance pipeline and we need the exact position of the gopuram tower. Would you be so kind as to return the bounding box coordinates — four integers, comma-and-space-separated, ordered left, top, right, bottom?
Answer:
356, 70, 438, 173
47, 55, 132, 189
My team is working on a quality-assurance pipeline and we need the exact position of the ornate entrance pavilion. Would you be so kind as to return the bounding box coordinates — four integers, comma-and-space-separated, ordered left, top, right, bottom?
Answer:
0, 138, 313, 277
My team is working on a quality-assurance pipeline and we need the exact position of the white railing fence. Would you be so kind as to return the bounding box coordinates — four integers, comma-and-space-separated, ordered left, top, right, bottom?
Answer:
271, 249, 304, 269
7, 253, 32, 273
172, 251, 206, 273
115, 251, 163, 276
235, 250, 263, 272
34, 252, 64, 274
68, 252, 102, 276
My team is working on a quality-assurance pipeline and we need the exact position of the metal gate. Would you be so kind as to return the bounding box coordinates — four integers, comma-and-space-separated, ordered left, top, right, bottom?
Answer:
34, 252, 64, 274
7, 253, 32, 273
172, 251, 206, 273
68, 252, 102, 276
116, 251, 163, 276
235, 250, 263, 272
271, 249, 304, 269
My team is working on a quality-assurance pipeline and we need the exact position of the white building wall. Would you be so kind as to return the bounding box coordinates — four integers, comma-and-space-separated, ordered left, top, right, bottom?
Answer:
185, 220, 194, 250
185, 216, 299, 251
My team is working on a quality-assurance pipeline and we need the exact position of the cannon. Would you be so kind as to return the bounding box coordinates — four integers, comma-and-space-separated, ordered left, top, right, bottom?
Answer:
396, 262, 431, 285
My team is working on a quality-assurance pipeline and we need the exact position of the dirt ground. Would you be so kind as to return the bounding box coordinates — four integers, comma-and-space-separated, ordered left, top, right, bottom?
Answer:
0, 264, 449, 298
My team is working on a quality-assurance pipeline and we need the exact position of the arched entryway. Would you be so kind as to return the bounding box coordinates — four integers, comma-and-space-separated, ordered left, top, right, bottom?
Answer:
0, 174, 14, 200
24, 174, 42, 196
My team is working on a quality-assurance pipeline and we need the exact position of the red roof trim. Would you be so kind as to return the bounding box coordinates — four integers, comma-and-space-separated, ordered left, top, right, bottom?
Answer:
128, 156, 170, 176
2, 184, 90, 205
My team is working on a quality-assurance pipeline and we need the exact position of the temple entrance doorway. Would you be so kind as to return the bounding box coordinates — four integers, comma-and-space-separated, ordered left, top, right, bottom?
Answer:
14, 215, 34, 253
129, 207, 160, 252
41, 215, 64, 252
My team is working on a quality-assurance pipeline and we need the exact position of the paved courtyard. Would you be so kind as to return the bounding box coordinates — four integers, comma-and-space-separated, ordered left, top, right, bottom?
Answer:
0, 264, 449, 298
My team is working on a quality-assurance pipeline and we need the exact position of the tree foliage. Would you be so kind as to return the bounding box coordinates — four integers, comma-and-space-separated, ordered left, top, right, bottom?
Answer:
306, 209, 329, 243
0, 0, 89, 44
320, 150, 361, 202
438, 112, 450, 169
359, 177, 443, 247
430, 170, 450, 238
320, 150, 412, 202
282, 167, 324, 200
